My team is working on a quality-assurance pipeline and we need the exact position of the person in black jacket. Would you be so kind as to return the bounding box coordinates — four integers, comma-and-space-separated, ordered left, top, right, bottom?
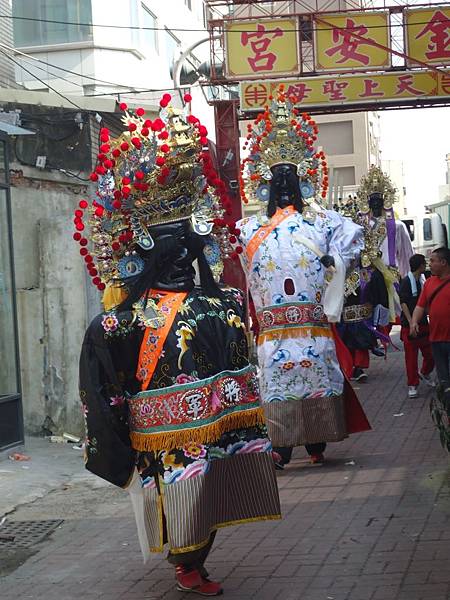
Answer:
399, 254, 434, 398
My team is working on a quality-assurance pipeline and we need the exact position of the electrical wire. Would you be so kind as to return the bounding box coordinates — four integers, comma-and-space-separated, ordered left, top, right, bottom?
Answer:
0, 41, 145, 91
1, 12, 448, 33
0, 49, 84, 110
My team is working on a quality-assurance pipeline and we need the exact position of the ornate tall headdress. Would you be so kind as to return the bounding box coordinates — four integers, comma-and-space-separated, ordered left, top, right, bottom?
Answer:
346, 166, 398, 280
239, 85, 329, 206
356, 165, 397, 214
73, 94, 239, 290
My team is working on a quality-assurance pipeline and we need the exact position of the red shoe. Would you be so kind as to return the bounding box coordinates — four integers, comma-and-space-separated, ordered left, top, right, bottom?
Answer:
310, 453, 324, 464
175, 566, 223, 596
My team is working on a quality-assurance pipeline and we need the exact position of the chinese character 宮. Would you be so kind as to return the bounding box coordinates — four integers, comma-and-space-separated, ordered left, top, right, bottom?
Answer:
241, 24, 283, 72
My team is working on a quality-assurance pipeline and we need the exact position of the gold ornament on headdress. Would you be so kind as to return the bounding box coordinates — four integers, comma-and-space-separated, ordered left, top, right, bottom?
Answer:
356, 165, 397, 213
72, 96, 237, 291
240, 86, 329, 207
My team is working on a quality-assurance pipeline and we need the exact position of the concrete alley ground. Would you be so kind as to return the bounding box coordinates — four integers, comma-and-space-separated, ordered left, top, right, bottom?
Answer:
1, 337, 449, 600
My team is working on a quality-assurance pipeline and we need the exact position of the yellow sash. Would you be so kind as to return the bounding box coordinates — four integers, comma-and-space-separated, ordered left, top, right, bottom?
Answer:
245, 206, 296, 265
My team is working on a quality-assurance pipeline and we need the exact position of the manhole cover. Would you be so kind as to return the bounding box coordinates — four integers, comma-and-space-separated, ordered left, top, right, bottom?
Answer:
0, 519, 63, 548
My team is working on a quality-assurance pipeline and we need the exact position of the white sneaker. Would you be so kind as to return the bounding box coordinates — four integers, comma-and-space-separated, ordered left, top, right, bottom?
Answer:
408, 386, 418, 398
420, 373, 435, 387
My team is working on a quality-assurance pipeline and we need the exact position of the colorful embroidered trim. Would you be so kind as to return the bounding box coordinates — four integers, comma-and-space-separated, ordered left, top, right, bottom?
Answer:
257, 302, 330, 344
137, 290, 188, 391
245, 205, 295, 265
128, 365, 264, 452
342, 303, 373, 323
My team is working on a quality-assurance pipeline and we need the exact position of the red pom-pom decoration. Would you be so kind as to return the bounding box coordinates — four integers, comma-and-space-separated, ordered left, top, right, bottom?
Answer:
160, 144, 170, 153
79, 199, 88, 209
111, 241, 121, 251
200, 137, 208, 146
74, 209, 83, 218
97, 282, 106, 291
100, 127, 109, 135
128, 122, 137, 132
131, 137, 141, 148
119, 102, 128, 111
75, 222, 84, 231
120, 141, 129, 151
136, 107, 145, 117
73, 232, 82, 241
100, 133, 109, 143
89, 173, 98, 182
156, 156, 166, 167
104, 159, 113, 169
112, 148, 121, 158
112, 200, 122, 209
80, 247, 88, 256
144, 119, 152, 128
158, 130, 169, 140
184, 93, 192, 102
141, 127, 149, 137
96, 165, 106, 175
95, 207, 104, 217
92, 276, 101, 285
122, 186, 131, 196
122, 176, 131, 185
100, 143, 110, 153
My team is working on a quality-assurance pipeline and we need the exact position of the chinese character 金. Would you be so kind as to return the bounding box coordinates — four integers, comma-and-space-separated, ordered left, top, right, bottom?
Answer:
241, 24, 283, 72
324, 18, 372, 66
415, 10, 450, 61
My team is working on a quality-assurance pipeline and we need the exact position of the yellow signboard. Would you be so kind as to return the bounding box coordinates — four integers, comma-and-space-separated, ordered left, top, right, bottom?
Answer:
240, 70, 449, 111
314, 12, 390, 71
224, 18, 299, 80
405, 8, 450, 67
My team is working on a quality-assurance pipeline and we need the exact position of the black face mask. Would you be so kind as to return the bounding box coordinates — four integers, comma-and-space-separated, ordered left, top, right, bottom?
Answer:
149, 220, 197, 292
368, 192, 384, 218
267, 164, 303, 217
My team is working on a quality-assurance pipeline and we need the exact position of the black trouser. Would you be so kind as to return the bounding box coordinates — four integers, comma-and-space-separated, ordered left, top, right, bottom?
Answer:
167, 531, 216, 577
273, 443, 327, 465
431, 341, 450, 390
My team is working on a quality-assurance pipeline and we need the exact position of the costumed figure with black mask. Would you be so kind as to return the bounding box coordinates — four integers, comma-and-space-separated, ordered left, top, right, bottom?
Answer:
235, 88, 371, 469
338, 167, 414, 376
75, 95, 281, 596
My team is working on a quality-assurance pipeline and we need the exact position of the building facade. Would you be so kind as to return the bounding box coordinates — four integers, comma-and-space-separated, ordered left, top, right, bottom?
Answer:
6, 0, 215, 437
382, 159, 407, 217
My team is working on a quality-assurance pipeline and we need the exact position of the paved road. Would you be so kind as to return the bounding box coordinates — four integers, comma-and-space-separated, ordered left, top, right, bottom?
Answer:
1, 341, 449, 600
